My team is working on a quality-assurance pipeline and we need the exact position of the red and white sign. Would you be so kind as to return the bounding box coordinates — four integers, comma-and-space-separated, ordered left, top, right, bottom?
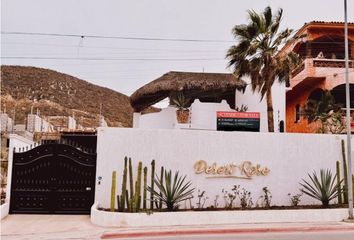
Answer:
217, 111, 260, 119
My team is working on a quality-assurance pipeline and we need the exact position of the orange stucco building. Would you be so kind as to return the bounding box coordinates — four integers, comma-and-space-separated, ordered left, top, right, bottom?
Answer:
283, 21, 354, 133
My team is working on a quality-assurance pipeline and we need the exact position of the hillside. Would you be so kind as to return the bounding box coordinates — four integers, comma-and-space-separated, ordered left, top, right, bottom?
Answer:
1, 65, 137, 128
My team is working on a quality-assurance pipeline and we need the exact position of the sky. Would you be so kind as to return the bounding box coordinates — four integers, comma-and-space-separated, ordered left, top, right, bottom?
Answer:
1, 0, 354, 101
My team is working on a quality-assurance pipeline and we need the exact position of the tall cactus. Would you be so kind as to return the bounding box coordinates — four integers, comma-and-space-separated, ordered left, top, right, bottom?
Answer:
110, 171, 117, 212
134, 161, 143, 211
119, 157, 128, 211
129, 157, 134, 199
117, 194, 120, 210
341, 140, 348, 204
336, 161, 342, 204
126, 190, 130, 212
150, 159, 156, 210
143, 167, 148, 209
129, 195, 135, 212
159, 166, 164, 209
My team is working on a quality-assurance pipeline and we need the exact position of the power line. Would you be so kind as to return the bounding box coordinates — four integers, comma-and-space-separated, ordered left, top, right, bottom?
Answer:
1, 31, 233, 43
1, 56, 225, 61
2, 41, 227, 53
1, 52, 224, 58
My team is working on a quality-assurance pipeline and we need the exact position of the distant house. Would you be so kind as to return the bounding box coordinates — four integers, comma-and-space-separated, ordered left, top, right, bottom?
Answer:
47, 116, 77, 131
27, 114, 53, 133
281, 21, 354, 133
0, 113, 13, 132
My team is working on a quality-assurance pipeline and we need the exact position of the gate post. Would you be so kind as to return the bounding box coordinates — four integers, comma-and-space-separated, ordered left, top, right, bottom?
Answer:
3, 134, 34, 218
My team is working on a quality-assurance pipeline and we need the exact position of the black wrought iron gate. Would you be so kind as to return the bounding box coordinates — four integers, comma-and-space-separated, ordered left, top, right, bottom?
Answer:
10, 143, 96, 214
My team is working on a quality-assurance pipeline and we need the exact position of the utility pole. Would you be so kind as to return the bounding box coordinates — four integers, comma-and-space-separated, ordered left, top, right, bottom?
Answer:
344, 0, 353, 219
12, 106, 16, 133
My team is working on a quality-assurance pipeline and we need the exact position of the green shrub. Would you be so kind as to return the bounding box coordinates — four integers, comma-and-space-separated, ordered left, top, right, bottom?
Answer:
287, 192, 302, 207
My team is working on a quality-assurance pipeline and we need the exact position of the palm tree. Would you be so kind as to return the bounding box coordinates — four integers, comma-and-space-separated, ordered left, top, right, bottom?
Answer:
226, 6, 300, 132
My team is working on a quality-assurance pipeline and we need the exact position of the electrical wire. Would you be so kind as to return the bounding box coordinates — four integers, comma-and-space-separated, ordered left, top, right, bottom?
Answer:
1, 42, 227, 53
1, 31, 233, 43
1, 56, 225, 61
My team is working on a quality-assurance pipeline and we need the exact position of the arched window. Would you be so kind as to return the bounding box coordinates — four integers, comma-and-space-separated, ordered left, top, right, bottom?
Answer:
308, 88, 325, 102
331, 84, 354, 108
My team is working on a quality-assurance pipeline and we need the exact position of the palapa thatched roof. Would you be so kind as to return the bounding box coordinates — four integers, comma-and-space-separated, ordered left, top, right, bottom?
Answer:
130, 71, 246, 112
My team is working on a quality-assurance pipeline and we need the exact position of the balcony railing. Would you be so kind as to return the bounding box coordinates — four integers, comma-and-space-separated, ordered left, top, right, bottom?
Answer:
291, 58, 354, 78
313, 59, 354, 68
291, 62, 305, 77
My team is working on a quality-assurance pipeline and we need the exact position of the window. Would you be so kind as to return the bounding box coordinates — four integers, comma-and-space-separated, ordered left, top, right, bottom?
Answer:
279, 120, 284, 132
295, 104, 301, 123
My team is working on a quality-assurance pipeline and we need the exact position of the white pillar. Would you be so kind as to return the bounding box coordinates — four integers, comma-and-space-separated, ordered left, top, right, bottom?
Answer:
133, 112, 141, 128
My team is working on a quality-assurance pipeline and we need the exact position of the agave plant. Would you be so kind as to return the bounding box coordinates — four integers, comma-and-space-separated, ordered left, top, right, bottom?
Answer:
170, 93, 190, 110
147, 170, 195, 211
300, 169, 342, 208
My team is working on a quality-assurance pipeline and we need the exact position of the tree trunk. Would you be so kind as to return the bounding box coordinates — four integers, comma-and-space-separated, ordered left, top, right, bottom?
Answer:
266, 88, 274, 132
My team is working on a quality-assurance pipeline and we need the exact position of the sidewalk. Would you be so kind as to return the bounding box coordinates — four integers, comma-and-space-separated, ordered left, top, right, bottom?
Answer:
1, 215, 106, 240
101, 221, 354, 239
1, 215, 354, 240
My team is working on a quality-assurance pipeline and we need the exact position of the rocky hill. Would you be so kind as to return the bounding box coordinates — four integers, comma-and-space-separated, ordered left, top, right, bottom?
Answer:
1, 65, 140, 127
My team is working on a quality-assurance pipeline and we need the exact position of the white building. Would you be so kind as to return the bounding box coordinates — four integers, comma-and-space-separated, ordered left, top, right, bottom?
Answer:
27, 114, 53, 132
0, 113, 13, 132
41, 118, 53, 132
26, 114, 42, 132
99, 116, 108, 127
47, 116, 77, 131
130, 71, 285, 132
68, 116, 77, 129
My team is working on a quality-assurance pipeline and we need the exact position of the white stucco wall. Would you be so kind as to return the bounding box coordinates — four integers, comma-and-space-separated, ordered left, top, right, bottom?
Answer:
135, 107, 176, 129
3, 134, 34, 218
134, 100, 236, 130
95, 128, 349, 209
190, 100, 232, 130
236, 81, 286, 132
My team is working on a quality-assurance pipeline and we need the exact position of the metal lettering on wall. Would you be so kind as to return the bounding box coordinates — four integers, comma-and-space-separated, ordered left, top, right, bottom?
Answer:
194, 160, 270, 179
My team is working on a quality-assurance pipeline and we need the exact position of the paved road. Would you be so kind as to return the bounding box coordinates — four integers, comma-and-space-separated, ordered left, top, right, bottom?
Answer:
1, 215, 354, 240
121, 231, 354, 240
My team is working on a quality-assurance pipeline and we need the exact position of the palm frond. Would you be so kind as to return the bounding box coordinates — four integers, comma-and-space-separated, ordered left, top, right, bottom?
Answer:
263, 6, 273, 29
247, 9, 263, 31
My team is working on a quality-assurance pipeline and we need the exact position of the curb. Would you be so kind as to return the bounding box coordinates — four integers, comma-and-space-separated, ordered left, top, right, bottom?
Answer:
91, 205, 349, 227
101, 225, 354, 239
